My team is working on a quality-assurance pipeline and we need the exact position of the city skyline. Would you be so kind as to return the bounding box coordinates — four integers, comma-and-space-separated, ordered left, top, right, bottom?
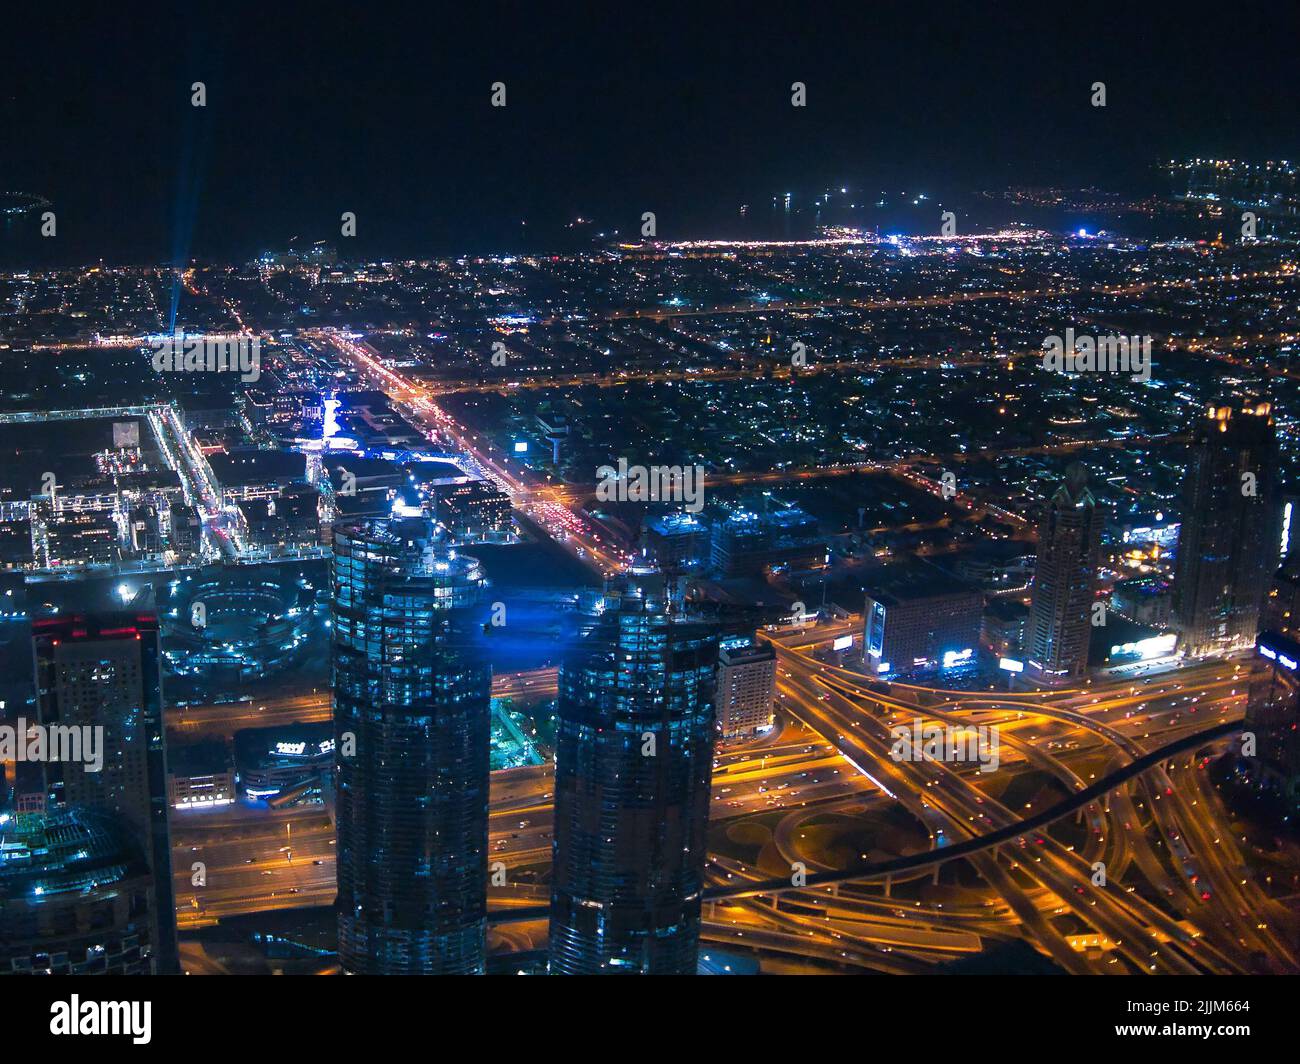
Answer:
1, 9, 1299, 1035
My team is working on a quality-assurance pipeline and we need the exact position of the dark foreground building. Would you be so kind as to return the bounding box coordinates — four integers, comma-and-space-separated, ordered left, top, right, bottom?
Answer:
548, 586, 719, 974
0, 807, 157, 974
1174, 402, 1279, 657
31, 610, 178, 974
332, 518, 491, 975
1243, 631, 1300, 809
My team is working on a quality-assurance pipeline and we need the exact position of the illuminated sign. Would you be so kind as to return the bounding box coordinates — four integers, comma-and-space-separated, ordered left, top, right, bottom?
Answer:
832, 635, 854, 651
1109, 633, 1177, 661
942, 648, 973, 668
1259, 640, 1300, 672
513, 441, 529, 454
998, 657, 1025, 673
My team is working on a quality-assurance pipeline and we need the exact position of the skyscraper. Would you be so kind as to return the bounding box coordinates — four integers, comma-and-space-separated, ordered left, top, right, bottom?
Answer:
31, 609, 178, 974
332, 517, 491, 975
548, 586, 719, 974
1174, 402, 1280, 657
715, 636, 776, 739
1027, 464, 1105, 681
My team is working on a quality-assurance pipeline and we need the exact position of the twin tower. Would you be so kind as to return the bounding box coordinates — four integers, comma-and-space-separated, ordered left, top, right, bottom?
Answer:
331, 517, 719, 974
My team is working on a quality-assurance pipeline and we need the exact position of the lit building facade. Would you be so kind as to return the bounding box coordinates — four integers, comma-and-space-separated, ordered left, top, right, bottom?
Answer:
332, 517, 491, 975
715, 637, 776, 739
863, 569, 983, 680
548, 588, 719, 974
1174, 402, 1279, 657
1026, 464, 1105, 681
434, 480, 512, 538
167, 740, 236, 809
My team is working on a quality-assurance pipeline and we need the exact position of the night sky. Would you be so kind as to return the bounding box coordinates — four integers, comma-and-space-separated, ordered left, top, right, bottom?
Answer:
4, 4, 1298, 263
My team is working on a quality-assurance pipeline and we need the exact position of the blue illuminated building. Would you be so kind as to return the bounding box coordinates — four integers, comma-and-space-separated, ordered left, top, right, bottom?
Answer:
548, 586, 719, 974
863, 565, 983, 681
332, 517, 491, 974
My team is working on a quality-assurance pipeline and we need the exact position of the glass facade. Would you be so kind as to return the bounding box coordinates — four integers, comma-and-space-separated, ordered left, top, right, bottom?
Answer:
548, 588, 719, 974
1027, 465, 1105, 680
1174, 403, 1280, 657
332, 518, 491, 975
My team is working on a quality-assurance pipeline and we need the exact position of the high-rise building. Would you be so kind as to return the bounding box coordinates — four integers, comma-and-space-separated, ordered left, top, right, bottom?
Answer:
332, 517, 491, 975
1174, 402, 1279, 657
715, 637, 776, 739
31, 609, 178, 974
1242, 631, 1300, 808
1026, 464, 1106, 681
548, 587, 719, 974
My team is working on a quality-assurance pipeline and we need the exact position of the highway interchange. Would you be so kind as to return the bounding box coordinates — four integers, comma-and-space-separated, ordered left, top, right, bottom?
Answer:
170, 290, 1300, 973
171, 616, 1300, 974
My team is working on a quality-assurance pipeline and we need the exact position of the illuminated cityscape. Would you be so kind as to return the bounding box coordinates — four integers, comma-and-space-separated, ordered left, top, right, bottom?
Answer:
0, 7, 1298, 1036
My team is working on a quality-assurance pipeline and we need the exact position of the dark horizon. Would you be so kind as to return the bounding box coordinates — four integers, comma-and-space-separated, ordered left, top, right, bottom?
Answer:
4, 4, 1299, 265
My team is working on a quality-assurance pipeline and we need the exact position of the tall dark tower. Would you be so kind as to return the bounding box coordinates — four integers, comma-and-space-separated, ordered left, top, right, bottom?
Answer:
332, 518, 491, 975
1027, 464, 1105, 681
1174, 402, 1280, 657
548, 586, 719, 974
31, 609, 178, 974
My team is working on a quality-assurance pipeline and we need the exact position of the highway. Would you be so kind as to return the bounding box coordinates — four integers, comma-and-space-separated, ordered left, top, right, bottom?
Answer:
313, 330, 628, 577
168, 667, 559, 740
751, 633, 1298, 973
169, 606, 1300, 974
